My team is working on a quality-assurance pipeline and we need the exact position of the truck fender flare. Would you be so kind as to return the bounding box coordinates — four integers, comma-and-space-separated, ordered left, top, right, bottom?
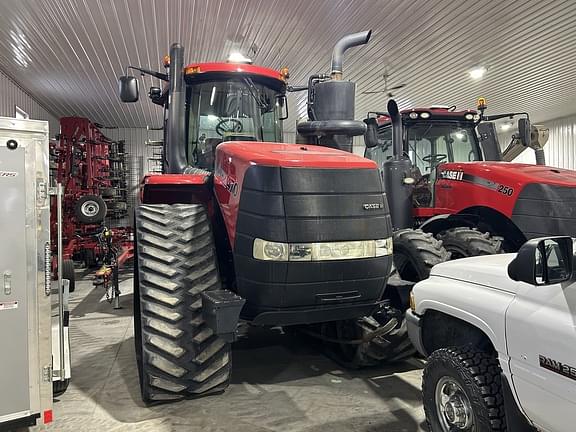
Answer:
419, 300, 504, 354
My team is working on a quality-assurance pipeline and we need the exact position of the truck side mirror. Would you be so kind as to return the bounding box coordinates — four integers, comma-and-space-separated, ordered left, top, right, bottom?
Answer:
508, 236, 573, 285
364, 117, 379, 148
118, 76, 139, 102
517, 118, 531, 146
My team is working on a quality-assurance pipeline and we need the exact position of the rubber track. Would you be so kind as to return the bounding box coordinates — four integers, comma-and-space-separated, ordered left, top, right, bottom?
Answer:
135, 204, 231, 402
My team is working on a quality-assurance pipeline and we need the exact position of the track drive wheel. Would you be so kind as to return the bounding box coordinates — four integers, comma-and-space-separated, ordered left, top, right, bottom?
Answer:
134, 204, 231, 403
438, 227, 503, 259
423, 346, 506, 431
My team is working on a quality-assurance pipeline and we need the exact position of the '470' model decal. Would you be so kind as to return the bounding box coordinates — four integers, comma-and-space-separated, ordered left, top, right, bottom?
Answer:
439, 170, 515, 197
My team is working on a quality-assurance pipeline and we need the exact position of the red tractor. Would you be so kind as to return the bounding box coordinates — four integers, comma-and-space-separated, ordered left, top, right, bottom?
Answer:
363, 99, 576, 271
119, 31, 415, 403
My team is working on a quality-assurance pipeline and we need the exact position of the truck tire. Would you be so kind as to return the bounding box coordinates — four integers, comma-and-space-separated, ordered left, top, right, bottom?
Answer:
393, 228, 451, 281
134, 204, 231, 403
423, 346, 506, 431
74, 195, 107, 224
62, 259, 76, 293
322, 305, 415, 368
438, 227, 503, 259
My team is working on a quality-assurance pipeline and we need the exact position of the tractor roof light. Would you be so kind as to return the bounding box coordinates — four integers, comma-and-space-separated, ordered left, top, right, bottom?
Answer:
464, 113, 474, 120
163, 55, 170, 68
420, 112, 431, 119
409, 112, 418, 119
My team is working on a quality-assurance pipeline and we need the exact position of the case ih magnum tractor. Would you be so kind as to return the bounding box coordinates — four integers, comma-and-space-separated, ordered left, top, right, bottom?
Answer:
364, 100, 576, 264
118, 31, 411, 403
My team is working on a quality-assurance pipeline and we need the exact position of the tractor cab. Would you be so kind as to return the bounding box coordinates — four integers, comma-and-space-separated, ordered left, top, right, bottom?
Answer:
183, 63, 288, 169
365, 107, 482, 208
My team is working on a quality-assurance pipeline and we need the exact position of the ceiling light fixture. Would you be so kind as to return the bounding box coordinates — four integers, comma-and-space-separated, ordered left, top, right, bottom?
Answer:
227, 52, 252, 64
468, 66, 487, 80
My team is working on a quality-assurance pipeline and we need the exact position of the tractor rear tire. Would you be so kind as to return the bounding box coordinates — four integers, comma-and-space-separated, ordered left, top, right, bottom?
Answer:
438, 227, 503, 259
134, 204, 231, 403
62, 259, 76, 293
393, 228, 451, 281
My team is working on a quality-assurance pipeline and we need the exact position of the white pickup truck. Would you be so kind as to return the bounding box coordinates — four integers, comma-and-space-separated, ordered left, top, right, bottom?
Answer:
407, 236, 576, 432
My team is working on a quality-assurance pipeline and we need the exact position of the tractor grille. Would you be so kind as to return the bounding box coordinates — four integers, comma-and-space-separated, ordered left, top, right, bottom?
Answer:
512, 183, 576, 239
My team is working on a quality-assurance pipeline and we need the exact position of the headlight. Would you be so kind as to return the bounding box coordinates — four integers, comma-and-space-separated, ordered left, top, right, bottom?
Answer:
419, 112, 431, 119
253, 238, 393, 262
464, 113, 474, 120
409, 112, 418, 119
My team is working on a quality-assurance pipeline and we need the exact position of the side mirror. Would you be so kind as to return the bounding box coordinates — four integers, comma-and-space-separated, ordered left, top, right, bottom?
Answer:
517, 118, 531, 146
364, 117, 379, 148
508, 236, 573, 285
118, 76, 139, 102
277, 94, 289, 120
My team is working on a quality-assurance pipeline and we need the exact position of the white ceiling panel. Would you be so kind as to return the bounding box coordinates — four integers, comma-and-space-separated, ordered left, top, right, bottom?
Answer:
0, 0, 575, 131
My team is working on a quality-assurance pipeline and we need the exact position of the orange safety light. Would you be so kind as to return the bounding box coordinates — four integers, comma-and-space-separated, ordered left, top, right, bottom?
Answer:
477, 97, 487, 111
163, 55, 170, 68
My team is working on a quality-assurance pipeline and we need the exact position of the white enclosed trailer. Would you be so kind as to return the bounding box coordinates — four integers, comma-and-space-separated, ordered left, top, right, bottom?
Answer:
0, 118, 54, 428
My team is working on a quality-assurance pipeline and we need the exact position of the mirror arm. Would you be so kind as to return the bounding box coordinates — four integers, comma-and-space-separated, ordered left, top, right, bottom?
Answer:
126, 66, 169, 82
287, 85, 308, 92
483, 112, 530, 121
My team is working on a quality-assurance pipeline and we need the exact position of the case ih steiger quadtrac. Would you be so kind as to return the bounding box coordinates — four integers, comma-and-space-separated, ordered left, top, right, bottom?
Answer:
363, 99, 576, 268
118, 31, 416, 403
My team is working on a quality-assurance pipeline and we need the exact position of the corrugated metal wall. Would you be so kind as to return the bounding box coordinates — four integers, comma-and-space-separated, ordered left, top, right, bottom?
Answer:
0, 69, 59, 135
509, 114, 576, 169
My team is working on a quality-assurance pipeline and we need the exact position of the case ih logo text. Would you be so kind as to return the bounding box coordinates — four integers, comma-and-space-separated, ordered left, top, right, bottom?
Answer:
0, 171, 18, 178
440, 170, 464, 181
363, 203, 383, 210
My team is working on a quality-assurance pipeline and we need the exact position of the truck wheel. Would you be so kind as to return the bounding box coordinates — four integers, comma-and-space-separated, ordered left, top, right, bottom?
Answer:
62, 259, 76, 293
74, 195, 107, 224
323, 305, 415, 368
438, 227, 503, 259
393, 229, 451, 281
423, 346, 506, 432
134, 204, 231, 403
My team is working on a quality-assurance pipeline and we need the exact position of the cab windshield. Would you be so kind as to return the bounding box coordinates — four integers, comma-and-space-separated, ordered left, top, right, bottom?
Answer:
185, 78, 284, 169
366, 121, 481, 173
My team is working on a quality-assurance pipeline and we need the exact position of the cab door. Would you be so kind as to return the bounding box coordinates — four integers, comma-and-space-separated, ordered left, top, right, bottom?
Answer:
506, 242, 576, 431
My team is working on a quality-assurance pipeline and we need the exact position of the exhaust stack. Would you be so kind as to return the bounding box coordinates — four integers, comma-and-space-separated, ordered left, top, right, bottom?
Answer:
297, 30, 372, 152
383, 99, 414, 230
330, 30, 372, 80
165, 43, 187, 174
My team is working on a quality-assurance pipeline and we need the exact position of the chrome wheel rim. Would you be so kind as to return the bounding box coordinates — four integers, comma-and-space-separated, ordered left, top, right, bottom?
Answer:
435, 376, 474, 431
81, 200, 99, 217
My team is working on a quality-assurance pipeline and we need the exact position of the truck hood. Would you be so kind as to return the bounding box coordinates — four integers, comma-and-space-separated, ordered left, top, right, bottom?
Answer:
445, 162, 576, 187
430, 254, 524, 293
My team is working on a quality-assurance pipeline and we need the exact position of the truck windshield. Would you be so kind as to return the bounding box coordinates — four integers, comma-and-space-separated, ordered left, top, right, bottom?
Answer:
186, 79, 284, 169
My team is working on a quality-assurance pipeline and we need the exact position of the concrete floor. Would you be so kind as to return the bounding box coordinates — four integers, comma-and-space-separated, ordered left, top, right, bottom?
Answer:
33, 271, 427, 432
